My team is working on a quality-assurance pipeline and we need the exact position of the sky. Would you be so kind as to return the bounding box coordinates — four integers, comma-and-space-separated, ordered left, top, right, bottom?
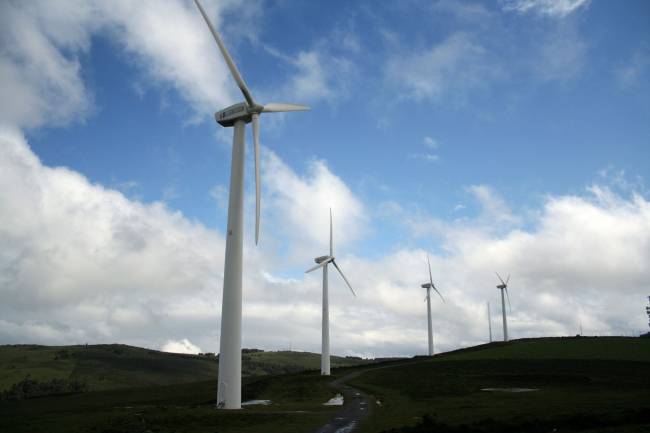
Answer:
1, 0, 649, 358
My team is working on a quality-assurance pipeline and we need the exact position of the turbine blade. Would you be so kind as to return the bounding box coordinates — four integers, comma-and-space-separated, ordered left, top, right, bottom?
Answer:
262, 103, 310, 113
432, 286, 446, 303
305, 259, 330, 274
193, 0, 255, 107
505, 287, 512, 312
253, 113, 260, 244
329, 208, 333, 257
332, 260, 356, 297
505, 274, 510, 286
427, 254, 434, 287
495, 272, 506, 286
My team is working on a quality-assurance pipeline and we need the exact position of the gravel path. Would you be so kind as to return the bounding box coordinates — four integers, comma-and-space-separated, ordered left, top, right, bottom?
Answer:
311, 369, 373, 433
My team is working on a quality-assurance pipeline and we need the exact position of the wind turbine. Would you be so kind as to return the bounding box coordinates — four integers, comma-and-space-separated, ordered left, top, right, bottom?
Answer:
305, 209, 356, 375
193, 0, 309, 409
487, 301, 493, 343
495, 272, 511, 342
421, 255, 445, 356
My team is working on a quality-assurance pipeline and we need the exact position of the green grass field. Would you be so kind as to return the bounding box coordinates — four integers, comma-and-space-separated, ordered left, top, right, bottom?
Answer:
348, 337, 650, 433
0, 337, 648, 433
0, 344, 371, 392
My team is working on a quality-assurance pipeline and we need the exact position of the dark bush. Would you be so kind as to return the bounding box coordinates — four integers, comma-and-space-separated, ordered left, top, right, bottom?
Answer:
1, 377, 88, 400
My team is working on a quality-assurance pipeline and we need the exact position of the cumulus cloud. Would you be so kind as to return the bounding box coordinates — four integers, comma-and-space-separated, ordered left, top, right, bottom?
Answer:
162, 338, 202, 354
501, 0, 590, 18
1, 0, 648, 360
0, 127, 225, 348
0, 0, 257, 129
0, 1, 94, 129
263, 150, 367, 262
1, 127, 649, 356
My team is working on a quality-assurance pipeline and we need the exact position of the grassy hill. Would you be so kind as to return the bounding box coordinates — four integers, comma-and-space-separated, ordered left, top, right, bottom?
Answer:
0, 337, 648, 433
349, 337, 650, 433
0, 344, 372, 393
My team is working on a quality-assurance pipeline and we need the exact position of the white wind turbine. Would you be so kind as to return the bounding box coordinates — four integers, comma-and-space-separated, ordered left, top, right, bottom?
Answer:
305, 209, 356, 375
495, 272, 511, 342
487, 301, 493, 343
193, 0, 309, 409
421, 255, 445, 356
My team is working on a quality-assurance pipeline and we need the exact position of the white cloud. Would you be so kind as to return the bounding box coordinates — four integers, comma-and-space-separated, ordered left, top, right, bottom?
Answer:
162, 338, 202, 354
263, 40, 356, 106
409, 136, 441, 163
385, 33, 501, 103
533, 22, 586, 81
1, 0, 648, 359
0, 0, 258, 129
0, 126, 225, 348
0, 1, 94, 129
501, 0, 590, 18
1, 127, 649, 356
616, 48, 650, 89
263, 150, 367, 262
423, 136, 439, 149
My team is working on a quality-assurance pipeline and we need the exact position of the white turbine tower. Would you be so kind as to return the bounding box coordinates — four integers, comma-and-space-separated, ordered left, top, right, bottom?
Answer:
495, 272, 511, 342
193, 0, 309, 409
421, 255, 445, 356
305, 209, 356, 375
487, 301, 493, 343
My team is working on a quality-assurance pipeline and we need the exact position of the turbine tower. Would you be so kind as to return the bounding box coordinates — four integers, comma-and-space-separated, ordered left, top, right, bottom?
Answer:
421, 255, 445, 356
495, 272, 511, 342
193, 0, 309, 409
305, 209, 356, 375
487, 301, 493, 343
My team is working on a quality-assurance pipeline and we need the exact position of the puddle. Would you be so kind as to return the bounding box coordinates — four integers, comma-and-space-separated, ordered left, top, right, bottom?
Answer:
323, 394, 345, 406
334, 421, 356, 433
241, 399, 272, 406
480, 388, 539, 393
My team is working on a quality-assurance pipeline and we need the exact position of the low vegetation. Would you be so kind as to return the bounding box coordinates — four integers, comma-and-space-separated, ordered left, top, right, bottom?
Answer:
0, 337, 648, 432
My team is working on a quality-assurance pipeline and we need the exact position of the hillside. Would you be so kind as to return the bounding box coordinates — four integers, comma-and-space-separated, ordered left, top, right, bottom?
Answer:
349, 337, 650, 433
0, 344, 372, 393
438, 336, 650, 362
1, 337, 648, 433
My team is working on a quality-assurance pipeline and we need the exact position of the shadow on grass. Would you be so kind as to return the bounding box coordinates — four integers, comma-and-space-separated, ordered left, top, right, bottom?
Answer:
381, 409, 650, 433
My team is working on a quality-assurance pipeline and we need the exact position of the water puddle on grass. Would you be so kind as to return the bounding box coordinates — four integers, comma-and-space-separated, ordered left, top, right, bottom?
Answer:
481, 388, 539, 393
334, 421, 356, 433
241, 399, 272, 406
323, 394, 344, 406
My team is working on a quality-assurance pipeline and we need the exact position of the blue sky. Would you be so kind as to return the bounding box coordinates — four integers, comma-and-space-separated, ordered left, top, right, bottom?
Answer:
1, 0, 649, 356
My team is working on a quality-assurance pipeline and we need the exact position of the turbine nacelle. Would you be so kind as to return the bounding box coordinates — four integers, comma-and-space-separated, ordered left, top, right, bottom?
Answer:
496, 284, 507, 290
421, 283, 433, 289
315, 255, 332, 264
215, 102, 254, 127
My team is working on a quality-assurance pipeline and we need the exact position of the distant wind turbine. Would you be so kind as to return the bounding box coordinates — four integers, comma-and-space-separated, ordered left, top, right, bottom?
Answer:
487, 301, 493, 343
421, 255, 445, 356
495, 272, 511, 342
193, 0, 309, 409
305, 209, 356, 375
